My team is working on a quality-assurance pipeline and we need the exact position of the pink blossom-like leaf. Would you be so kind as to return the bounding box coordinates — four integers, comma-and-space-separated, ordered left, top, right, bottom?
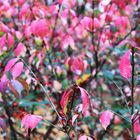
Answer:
4, 58, 19, 72
78, 86, 89, 115
21, 114, 42, 134
119, 50, 132, 79
99, 110, 114, 130
11, 62, 24, 79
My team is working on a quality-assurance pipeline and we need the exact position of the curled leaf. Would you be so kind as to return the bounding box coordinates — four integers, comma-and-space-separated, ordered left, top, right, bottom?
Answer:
78, 86, 89, 115
60, 90, 72, 115
60, 86, 89, 116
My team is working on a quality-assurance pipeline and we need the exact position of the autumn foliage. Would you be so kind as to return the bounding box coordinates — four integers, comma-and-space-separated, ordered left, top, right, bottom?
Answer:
0, 0, 140, 139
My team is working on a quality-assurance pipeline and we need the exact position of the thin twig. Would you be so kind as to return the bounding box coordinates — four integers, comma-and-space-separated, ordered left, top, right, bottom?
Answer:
113, 81, 131, 114
131, 47, 135, 138
20, 58, 62, 119
108, 109, 131, 123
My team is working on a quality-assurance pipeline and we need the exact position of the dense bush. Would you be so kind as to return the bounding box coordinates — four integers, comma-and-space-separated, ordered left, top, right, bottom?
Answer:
0, 0, 140, 139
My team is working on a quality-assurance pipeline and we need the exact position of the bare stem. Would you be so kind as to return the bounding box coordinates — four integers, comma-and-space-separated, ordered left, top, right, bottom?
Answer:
131, 47, 135, 138
113, 81, 131, 114
20, 58, 62, 119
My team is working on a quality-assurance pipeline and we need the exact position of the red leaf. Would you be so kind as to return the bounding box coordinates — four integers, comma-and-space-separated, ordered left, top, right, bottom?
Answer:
119, 50, 132, 79
99, 110, 114, 130
68, 57, 85, 75
11, 62, 24, 79
78, 86, 89, 115
60, 90, 72, 115
60, 86, 89, 116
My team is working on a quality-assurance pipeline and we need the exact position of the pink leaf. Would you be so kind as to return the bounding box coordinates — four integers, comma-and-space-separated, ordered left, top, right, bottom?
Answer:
60, 86, 89, 116
119, 50, 132, 79
78, 87, 89, 115
80, 17, 93, 31
0, 34, 6, 51
78, 135, 93, 140
72, 114, 79, 125
68, 57, 85, 75
15, 31, 23, 40
14, 42, 26, 56
61, 35, 77, 50
99, 110, 114, 130
21, 114, 42, 134
31, 19, 48, 38
133, 116, 140, 134
11, 62, 24, 79
7, 33, 14, 48
4, 58, 19, 72
136, 135, 140, 140
1, 74, 8, 82
0, 117, 6, 130
0, 81, 8, 92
